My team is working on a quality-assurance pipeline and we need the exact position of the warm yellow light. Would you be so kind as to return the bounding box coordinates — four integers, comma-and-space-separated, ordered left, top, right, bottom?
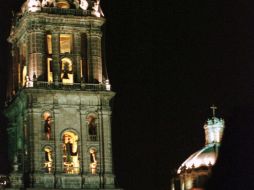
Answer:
56, 0, 70, 9
47, 58, 53, 82
60, 34, 72, 54
22, 66, 27, 87
62, 131, 80, 174
47, 34, 52, 54
177, 144, 218, 174
61, 57, 73, 84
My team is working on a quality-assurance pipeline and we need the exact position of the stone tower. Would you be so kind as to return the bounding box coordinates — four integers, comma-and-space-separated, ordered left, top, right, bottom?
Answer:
4, 0, 121, 189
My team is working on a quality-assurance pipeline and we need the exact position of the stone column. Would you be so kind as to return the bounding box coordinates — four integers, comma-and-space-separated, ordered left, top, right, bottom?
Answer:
26, 34, 30, 79
73, 33, 82, 82
52, 32, 60, 85
87, 30, 103, 83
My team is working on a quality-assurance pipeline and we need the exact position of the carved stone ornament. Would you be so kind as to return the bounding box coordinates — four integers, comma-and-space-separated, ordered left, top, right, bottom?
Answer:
27, 0, 42, 12
80, 0, 88, 10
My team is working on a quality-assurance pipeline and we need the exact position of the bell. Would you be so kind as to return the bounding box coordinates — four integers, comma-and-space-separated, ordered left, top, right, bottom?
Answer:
62, 72, 69, 79
56, 0, 70, 9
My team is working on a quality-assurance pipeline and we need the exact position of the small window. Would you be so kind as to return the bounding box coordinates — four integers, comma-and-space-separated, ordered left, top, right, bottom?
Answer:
43, 112, 52, 140
89, 148, 98, 174
86, 114, 97, 141
44, 146, 53, 173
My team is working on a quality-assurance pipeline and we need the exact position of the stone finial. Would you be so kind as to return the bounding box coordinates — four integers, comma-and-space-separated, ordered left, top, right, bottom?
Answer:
80, 0, 88, 10
91, 0, 104, 17
42, 0, 56, 7
27, 0, 42, 12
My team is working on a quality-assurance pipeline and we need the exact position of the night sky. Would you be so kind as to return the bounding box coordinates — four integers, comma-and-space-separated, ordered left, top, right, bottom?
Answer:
0, 0, 254, 190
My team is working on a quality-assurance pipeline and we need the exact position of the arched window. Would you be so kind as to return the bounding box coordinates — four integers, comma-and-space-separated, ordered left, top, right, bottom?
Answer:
89, 148, 98, 174
43, 146, 53, 173
62, 130, 80, 174
61, 57, 73, 84
42, 112, 52, 140
86, 113, 97, 141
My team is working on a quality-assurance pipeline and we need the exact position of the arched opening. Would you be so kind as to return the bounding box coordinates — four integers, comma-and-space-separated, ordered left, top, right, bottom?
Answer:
43, 146, 53, 173
86, 113, 97, 141
42, 112, 52, 140
61, 57, 73, 84
62, 130, 80, 174
89, 148, 98, 174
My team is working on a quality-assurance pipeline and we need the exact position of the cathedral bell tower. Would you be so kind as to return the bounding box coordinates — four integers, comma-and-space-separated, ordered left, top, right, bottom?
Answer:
4, 0, 121, 189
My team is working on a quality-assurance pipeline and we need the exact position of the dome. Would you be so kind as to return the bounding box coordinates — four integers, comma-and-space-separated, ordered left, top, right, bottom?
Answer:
177, 143, 219, 174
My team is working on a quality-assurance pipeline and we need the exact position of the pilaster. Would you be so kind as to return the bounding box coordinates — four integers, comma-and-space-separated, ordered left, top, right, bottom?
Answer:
53, 107, 62, 173
73, 32, 82, 82
80, 109, 89, 174
101, 109, 113, 174
52, 32, 60, 85
28, 29, 46, 80
31, 108, 43, 172
87, 30, 103, 83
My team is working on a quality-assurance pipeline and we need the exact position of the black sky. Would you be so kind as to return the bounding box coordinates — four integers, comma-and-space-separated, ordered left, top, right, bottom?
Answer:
1, 0, 254, 190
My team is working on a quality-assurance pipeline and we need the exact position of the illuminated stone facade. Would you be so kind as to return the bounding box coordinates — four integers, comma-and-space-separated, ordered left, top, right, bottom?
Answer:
5, 1, 121, 189
171, 113, 225, 190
